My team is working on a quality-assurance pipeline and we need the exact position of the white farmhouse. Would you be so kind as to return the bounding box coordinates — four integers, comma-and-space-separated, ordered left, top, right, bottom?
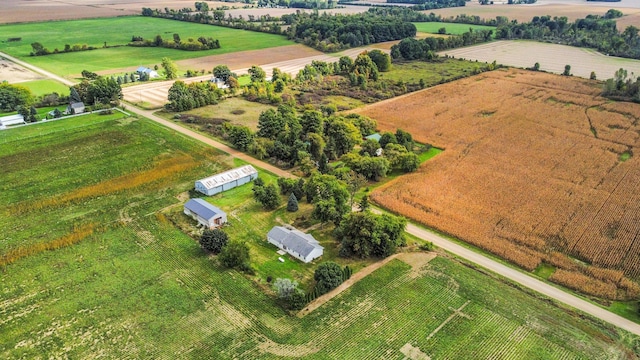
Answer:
184, 198, 227, 229
195, 165, 258, 196
267, 226, 323, 263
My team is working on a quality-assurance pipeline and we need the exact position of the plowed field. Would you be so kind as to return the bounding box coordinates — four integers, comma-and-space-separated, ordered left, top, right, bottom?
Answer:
356, 68, 640, 300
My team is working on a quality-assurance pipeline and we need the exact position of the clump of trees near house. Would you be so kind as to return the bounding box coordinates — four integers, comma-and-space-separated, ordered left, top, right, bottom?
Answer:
167, 80, 222, 111
602, 68, 640, 102
336, 212, 407, 259
70, 77, 122, 106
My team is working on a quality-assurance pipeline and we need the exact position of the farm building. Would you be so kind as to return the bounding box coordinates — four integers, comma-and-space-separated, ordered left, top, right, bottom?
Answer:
0, 114, 25, 129
267, 226, 323, 263
195, 165, 258, 196
66, 102, 85, 115
184, 198, 227, 229
137, 66, 159, 79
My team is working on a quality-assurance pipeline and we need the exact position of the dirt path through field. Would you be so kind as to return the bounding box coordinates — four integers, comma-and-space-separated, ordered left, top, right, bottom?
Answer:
297, 252, 437, 317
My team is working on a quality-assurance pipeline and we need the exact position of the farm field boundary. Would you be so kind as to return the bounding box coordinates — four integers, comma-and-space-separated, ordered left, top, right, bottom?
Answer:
440, 40, 640, 79
356, 68, 640, 304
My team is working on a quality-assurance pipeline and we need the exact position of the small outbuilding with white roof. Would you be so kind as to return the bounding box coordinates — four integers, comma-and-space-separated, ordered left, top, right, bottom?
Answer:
267, 226, 323, 263
195, 165, 258, 196
184, 198, 227, 229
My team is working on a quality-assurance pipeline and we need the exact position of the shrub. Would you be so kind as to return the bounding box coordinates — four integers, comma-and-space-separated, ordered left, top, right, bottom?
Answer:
200, 228, 229, 254
314, 262, 344, 295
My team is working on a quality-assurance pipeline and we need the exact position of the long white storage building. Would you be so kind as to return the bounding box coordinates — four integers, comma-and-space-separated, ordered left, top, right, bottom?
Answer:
195, 165, 258, 196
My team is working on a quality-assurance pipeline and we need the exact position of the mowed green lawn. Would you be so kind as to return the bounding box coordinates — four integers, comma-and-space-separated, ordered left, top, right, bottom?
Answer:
382, 58, 492, 86
0, 115, 637, 358
19, 79, 70, 96
0, 16, 293, 77
413, 22, 495, 35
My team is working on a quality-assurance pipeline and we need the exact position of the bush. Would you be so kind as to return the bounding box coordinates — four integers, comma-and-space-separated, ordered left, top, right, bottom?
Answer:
200, 228, 229, 254
314, 261, 344, 295
219, 240, 252, 272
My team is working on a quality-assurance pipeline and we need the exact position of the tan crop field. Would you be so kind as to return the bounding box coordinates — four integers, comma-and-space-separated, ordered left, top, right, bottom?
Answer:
0, 0, 232, 23
440, 40, 640, 79
356, 68, 640, 300
428, 1, 640, 30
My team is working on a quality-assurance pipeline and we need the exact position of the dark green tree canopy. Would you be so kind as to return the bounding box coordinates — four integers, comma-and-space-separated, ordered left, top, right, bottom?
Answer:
200, 228, 229, 254
336, 212, 407, 258
219, 240, 252, 272
314, 261, 344, 295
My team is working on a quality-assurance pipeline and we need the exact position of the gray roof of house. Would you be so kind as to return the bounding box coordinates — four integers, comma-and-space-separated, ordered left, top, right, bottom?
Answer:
184, 198, 225, 221
70, 102, 84, 109
267, 226, 322, 258
365, 133, 381, 142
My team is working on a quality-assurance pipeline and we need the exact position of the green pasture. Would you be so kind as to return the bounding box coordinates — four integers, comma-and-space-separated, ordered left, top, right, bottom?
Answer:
0, 17, 293, 77
413, 22, 495, 35
173, 97, 276, 131
1, 113, 638, 358
19, 79, 70, 96
382, 58, 491, 86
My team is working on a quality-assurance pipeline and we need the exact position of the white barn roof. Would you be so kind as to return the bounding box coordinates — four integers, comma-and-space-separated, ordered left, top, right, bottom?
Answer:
267, 226, 323, 259
197, 165, 258, 191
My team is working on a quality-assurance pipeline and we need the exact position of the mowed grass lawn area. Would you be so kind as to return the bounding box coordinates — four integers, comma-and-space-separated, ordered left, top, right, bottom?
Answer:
413, 22, 495, 35
0, 16, 294, 77
0, 114, 636, 358
20, 79, 70, 96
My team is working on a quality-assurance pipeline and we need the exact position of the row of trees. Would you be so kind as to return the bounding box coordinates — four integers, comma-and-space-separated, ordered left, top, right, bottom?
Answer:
287, 12, 417, 51
167, 80, 222, 111
129, 34, 220, 51
30, 42, 98, 56
495, 12, 640, 59
390, 29, 494, 61
602, 68, 640, 102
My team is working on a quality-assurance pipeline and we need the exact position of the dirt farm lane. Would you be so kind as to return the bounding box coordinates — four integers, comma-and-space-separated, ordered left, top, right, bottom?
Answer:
4, 54, 640, 337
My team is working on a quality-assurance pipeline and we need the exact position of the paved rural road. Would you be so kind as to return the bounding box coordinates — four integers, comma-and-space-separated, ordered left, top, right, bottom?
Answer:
404, 222, 640, 336
5, 52, 640, 336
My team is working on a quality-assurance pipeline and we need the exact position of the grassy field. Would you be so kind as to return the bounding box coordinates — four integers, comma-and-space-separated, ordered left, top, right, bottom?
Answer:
19, 79, 70, 96
413, 22, 495, 35
0, 16, 294, 77
170, 97, 276, 132
1, 114, 637, 358
382, 57, 492, 86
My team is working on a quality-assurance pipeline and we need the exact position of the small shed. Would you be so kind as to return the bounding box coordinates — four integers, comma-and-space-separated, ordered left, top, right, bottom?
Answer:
267, 226, 323, 263
195, 165, 258, 196
66, 102, 85, 115
184, 198, 227, 229
0, 114, 25, 127
210, 77, 229, 89
137, 66, 159, 79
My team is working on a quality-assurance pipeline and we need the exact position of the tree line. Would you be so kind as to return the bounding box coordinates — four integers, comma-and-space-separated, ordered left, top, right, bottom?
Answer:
129, 33, 220, 51
495, 11, 640, 59
390, 28, 495, 60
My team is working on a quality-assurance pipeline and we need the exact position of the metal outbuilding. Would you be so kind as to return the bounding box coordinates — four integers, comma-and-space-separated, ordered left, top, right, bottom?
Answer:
195, 165, 258, 196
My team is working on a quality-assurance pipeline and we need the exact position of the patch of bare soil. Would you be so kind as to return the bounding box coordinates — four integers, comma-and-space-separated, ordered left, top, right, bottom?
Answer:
297, 252, 436, 317
0, 59, 43, 83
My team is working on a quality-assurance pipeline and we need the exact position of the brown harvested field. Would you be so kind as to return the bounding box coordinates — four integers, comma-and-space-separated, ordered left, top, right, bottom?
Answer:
355, 68, 640, 300
224, 4, 368, 19
0, 0, 230, 23
428, 1, 640, 29
0, 58, 43, 83
440, 40, 640, 80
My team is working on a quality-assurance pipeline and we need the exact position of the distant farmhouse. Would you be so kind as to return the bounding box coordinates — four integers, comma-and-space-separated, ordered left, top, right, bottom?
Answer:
137, 66, 159, 79
267, 226, 323, 263
0, 114, 25, 130
66, 101, 85, 115
184, 198, 227, 229
195, 165, 258, 196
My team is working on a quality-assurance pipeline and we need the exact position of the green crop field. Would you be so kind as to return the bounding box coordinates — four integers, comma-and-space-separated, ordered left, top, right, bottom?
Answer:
413, 22, 496, 35
1, 114, 637, 358
382, 58, 492, 86
0, 17, 294, 77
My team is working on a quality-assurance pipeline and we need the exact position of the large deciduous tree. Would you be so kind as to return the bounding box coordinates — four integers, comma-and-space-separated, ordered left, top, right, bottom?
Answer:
0, 83, 34, 111
161, 57, 179, 79
219, 240, 252, 272
336, 212, 406, 258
